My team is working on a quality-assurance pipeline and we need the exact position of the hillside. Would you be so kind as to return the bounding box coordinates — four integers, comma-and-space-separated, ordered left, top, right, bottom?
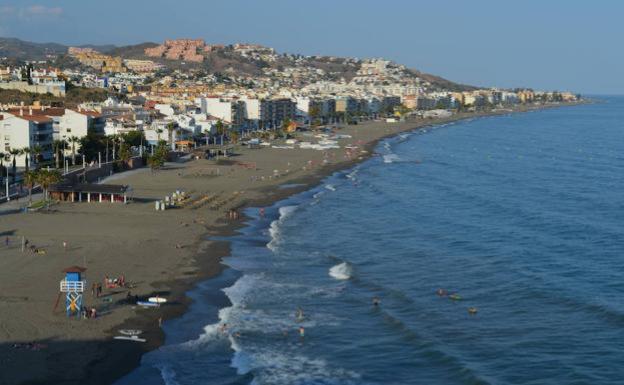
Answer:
0, 37, 477, 91
0, 37, 67, 59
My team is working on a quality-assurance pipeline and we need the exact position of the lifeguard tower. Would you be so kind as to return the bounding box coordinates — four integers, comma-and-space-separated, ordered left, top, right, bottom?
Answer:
60, 266, 86, 318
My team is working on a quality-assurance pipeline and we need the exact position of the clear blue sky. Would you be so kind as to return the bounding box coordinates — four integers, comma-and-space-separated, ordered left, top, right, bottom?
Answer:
0, 0, 620, 94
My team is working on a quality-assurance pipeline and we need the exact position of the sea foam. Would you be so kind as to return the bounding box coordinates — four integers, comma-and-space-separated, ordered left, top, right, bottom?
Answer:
329, 262, 353, 280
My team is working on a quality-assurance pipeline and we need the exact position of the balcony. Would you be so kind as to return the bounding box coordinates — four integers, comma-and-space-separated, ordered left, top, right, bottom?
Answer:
60, 280, 85, 292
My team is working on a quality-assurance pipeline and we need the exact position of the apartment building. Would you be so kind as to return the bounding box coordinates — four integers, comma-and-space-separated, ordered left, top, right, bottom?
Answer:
260, 98, 296, 128
0, 110, 53, 167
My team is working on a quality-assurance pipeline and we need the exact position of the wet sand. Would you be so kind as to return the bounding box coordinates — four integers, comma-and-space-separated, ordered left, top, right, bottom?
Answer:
0, 104, 578, 384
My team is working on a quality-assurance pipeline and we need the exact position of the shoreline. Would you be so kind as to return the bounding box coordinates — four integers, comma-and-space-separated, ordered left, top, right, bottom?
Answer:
0, 101, 584, 385
114, 102, 584, 383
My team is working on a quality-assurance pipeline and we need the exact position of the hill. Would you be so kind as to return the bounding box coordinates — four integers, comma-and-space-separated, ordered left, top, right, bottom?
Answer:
0, 37, 478, 91
0, 37, 67, 59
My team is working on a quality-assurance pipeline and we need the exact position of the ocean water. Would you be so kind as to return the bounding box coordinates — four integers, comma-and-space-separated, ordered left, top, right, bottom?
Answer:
116, 97, 624, 385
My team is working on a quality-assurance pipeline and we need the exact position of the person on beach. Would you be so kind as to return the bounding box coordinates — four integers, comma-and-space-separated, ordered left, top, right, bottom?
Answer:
62, 241, 67, 251
5, 236, 8, 247
91, 283, 96, 297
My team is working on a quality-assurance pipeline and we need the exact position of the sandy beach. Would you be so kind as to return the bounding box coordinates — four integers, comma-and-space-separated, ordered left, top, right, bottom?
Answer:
0, 104, 575, 385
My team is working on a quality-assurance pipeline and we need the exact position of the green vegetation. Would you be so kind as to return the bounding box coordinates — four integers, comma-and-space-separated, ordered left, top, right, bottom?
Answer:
147, 141, 168, 171
0, 86, 112, 107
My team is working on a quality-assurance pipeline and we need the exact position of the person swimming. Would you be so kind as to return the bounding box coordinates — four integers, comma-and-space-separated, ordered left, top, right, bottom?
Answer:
468, 307, 478, 315
296, 307, 305, 322
299, 326, 305, 338
436, 288, 448, 297
372, 296, 381, 306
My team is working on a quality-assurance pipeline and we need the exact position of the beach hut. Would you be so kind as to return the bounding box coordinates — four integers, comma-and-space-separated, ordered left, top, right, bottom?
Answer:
49, 183, 132, 203
60, 266, 86, 318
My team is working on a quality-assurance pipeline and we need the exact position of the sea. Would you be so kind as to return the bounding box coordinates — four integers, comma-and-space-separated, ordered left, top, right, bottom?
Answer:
116, 97, 624, 385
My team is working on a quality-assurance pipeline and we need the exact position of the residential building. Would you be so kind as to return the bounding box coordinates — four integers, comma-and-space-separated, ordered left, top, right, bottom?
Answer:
260, 98, 296, 128
0, 110, 53, 167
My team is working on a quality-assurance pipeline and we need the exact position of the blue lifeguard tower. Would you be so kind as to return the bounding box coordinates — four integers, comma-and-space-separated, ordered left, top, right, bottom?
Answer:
60, 266, 86, 318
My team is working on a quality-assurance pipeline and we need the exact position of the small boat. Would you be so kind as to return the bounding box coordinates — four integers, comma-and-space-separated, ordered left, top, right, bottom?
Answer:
137, 301, 160, 308
148, 297, 167, 304
114, 335, 146, 343
449, 294, 462, 301
119, 329, 142, 336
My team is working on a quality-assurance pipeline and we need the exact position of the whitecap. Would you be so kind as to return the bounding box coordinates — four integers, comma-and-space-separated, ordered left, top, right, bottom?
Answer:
267, 205, 298, 251
329, 262, 352, 280
383, 154, 400, 163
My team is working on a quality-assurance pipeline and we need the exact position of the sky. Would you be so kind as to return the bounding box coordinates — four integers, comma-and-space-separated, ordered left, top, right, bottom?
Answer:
0, 0, 621, 94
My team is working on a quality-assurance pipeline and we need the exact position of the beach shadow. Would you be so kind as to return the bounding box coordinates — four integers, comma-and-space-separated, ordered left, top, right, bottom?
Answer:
0, 229, 16, 236
0, 336, 154, 385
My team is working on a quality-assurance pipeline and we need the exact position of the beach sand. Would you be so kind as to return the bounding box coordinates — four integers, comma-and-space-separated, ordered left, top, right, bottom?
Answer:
0, 105, 574, 384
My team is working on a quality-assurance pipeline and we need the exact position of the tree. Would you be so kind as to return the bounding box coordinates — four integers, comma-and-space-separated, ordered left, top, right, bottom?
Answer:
23, 170, 37, 205
215, 120, 225, 136
166, 122, 175, 150
53, 140, 65, 169
9, 148, 20, 183
79, 133, 106, 162
281, 117, 292, 131
118, 141, 131, 163
122, 130, 145, 147
21, 147, 31, 174
230, 131, 239, 144
147, 142, 167, 172
35, 169, 62, 209
68, 136, 79, 165
308, 105, 321, 126
31, 145, 43, 168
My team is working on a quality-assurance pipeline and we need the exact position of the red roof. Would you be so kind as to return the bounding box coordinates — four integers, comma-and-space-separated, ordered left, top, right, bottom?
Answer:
62, 266, 87, 273
71, 109, 102, 117
9, 114, 53, 123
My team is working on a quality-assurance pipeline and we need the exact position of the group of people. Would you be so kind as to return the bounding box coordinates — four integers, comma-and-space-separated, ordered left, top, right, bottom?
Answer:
91, 282, 103, 297
82, 306, 97, 319
228, 209, 240, 220
437, 288, 478, 315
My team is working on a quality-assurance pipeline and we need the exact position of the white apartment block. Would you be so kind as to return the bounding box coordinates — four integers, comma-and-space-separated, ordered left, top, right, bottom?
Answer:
0, 111, 53, 167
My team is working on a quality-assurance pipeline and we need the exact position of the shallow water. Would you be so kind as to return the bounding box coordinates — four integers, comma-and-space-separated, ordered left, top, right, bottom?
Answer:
117, 97, 624, 385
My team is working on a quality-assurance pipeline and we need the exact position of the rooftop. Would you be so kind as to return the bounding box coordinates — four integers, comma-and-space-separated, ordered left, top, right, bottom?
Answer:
49, 183, 130, 194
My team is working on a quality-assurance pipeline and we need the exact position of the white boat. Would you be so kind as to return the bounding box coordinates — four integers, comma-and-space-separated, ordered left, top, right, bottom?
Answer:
114, 335, 146, 343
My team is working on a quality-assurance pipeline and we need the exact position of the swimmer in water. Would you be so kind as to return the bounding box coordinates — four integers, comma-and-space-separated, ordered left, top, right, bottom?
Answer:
219, 323, 228, 334
296, 307, 304, 322
468, 307, 478, 315
436, 288, 448, 297
372, 296, 381, 306
299, 326, 305, 338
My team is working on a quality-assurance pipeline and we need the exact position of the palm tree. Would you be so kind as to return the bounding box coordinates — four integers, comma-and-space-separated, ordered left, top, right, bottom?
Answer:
166, 122, 175, 150
31, 145, 43, 168
9, 148, 20, 184
0, 151, 4, 185
21, 147, 31, 174
68, 136, 79, 165
36, 169, 62, 209
23, 170, 37, 205
53, 140, 65, 169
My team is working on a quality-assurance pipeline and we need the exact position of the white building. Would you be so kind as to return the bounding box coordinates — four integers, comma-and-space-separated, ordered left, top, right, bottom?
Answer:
0, 111, 53, 167
58, 108, 106, 146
